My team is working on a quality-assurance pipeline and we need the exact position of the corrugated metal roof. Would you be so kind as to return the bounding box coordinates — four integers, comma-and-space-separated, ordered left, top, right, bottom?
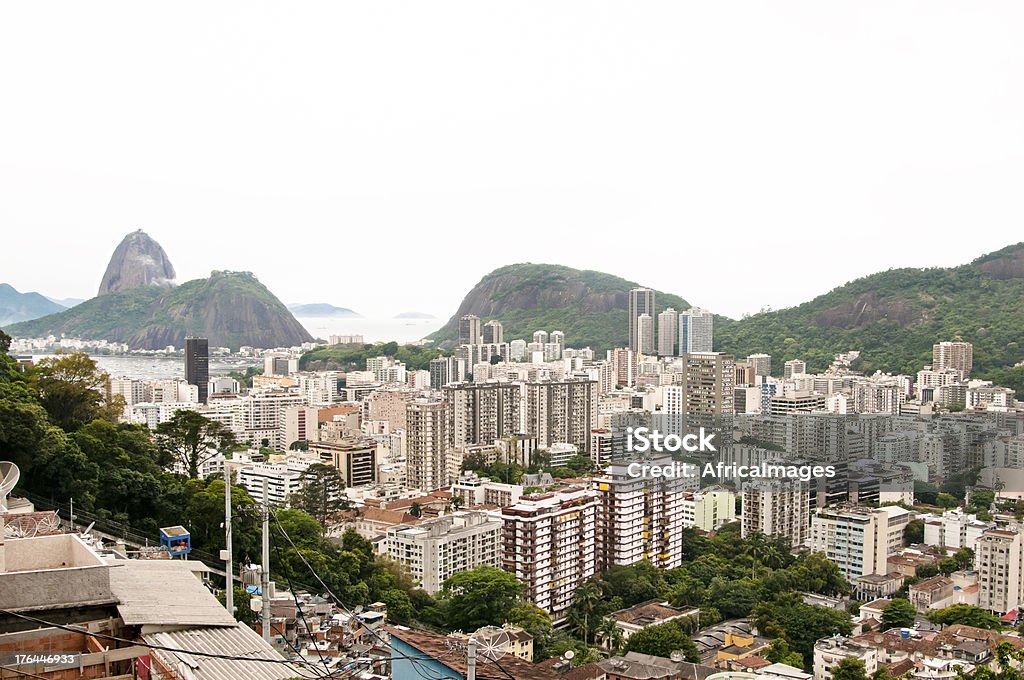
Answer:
145, 623, 310, 680
108, 560, 237, 627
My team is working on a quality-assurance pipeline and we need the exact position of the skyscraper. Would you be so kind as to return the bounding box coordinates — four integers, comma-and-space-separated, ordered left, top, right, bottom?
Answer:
184, 336, 209, 404
459, 314, 481, 345
784, 359, 807, 379
679, 307, 713, 353
636, 313, 654, 356
657, 308, 678, 356
627, 287, 655, 353
443, 382, 522, 448
406, 399, 449, 492
523, 379, 597, 453
746, 353, 771, 378
482, 319, 504, 344
933, 341, 973, 378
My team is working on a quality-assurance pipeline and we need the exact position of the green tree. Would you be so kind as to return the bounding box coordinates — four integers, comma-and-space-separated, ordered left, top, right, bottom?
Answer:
596, 617, 624, 654
30, 353, 121, 431
409, 502, 422, 518
571, 580, 603, 642
438, 566, 523, 633
831, 657, 868, 680
155, 409, 236, 479
904, 519, 925, 545
290, 463, 346, 525
754, 593, 852, 670
625, 621, 699, 661
881, 599, 917, 631
953, 548, 975, 571
766, 638, 804, 669
927, 604, 1003, 630
935, 492, 959, 509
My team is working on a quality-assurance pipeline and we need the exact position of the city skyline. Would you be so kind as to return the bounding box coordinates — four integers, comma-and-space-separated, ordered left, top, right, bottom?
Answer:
3, 3, 1024, 318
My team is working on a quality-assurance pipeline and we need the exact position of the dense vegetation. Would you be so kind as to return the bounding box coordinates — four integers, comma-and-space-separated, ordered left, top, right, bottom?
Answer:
427, 245, 1024, 392
428, 263, 689, 352
7, 270, 312, 350
715, 244, 1024, 377
300, 341, 445, 372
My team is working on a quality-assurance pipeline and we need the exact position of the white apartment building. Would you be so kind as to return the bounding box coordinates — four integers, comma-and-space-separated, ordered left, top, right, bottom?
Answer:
594, 455, 691, 570
976, 528, 1023, 614
501, 487, 597, 621
923, 509, 995, 552
237, 458, 319, 505
681, 487, 737, 532
294, 371, 339, 406
406, 399, 449, 492
450, 472, 523, 508
741, 478, 810, 549
810, 505, 912, 583
129, 401, 200, 429
385, 511, 503, 594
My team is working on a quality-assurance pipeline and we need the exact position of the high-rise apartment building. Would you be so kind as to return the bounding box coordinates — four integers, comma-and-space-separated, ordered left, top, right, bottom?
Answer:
784, 359, 807, 379
309, 437, 378, 488
482, 320, 504, 344
976, 528, 1023, 614
459, 314, 482, 345
657, 308, 678, 357
443, 382, 522, 448
667, 352, 735, 433
523, 379, 597, 453
933, 341, 974, 378
594, 454, 690, 570
741, 478, 811, 549
184, 336, 209, 404
607, 348, 636, 389
636, 313, 654, 355
679, 307, 713, 353
406, 399, 449, 492
809, 505, 912, 582
628, 288, 655, 354
502, 487, 597, 621
386, 511, 503, 594
746, 353, 772, 378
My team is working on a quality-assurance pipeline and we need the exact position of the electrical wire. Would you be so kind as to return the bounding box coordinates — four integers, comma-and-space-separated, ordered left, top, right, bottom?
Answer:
0, 609, 439, 680
0, 664, 51, 680
269, 508, 462, 680
272, 540, 333, 678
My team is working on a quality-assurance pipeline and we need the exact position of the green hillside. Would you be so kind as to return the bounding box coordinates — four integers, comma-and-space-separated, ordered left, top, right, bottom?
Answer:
7, 271, 313, 350
428, 263, 690, 352
715, 243, 1024, 376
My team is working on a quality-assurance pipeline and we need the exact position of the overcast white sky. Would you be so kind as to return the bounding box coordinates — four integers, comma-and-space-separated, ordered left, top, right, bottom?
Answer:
2, 2, 1022, 319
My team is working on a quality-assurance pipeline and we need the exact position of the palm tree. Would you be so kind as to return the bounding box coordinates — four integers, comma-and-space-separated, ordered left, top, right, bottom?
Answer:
572, 581, 602, 643
596, 617, 624, 655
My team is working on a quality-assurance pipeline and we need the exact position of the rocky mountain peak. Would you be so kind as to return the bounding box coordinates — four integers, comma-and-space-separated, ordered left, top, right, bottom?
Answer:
98, 229, 177, 296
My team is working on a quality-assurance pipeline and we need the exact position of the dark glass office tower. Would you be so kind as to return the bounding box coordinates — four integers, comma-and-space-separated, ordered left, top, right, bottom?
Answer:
184, 336, 209, 404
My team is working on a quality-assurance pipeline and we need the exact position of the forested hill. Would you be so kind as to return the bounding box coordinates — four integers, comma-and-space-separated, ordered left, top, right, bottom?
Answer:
715, 242, 1024, 376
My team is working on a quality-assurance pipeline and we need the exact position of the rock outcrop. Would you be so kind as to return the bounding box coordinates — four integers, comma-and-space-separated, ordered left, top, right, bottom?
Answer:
98, 230, 177, 295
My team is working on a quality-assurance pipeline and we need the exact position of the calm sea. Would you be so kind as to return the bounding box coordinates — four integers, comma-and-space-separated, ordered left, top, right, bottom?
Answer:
295, 316, 442, 344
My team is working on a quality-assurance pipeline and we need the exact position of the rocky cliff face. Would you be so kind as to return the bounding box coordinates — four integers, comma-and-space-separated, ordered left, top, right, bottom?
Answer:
98, 230, 177, 295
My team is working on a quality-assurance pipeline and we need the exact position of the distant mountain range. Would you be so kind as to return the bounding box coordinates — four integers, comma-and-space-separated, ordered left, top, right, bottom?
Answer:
287, 303, 362, 318
430, 244, 1024, 378
0, 284, 67, 326
5, 231, 312, 350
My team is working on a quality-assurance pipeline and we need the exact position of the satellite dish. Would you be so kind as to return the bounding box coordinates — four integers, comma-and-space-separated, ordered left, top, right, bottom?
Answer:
0, 461, 20, 512
83, 521, 96, 536
472, 626, 510, 662
563, 650, 575, 661
670, 652, 684, 662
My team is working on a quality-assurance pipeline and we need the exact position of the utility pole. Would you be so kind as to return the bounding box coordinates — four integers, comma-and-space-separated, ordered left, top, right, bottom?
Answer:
466, 637, 477, 680
224, 464, 233, 618
262, 479, 271, 644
